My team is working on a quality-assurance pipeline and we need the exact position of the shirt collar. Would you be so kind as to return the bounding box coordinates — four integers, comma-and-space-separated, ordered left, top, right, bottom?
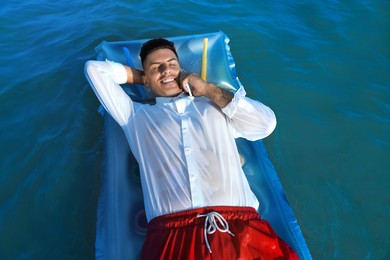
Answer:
155, 92, 192, 105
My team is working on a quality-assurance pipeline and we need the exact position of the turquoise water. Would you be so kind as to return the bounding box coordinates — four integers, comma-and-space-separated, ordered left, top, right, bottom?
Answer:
0, 1, 389, 259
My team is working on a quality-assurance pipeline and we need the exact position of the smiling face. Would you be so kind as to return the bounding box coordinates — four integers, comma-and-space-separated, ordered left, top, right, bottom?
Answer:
142, 48, 182, 97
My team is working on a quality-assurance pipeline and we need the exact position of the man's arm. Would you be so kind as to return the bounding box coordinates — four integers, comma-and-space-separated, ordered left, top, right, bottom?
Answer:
180, 72, 233, 108
124, 65, 144, 85
204, 83, 234, 108
222, 86, 277, 141
85, 60, 136, 126
179, 71, 276, 140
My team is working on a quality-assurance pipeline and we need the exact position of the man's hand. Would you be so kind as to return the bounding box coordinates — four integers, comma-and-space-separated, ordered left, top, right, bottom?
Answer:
179, 70, 234, 108
179, 71, 207, 97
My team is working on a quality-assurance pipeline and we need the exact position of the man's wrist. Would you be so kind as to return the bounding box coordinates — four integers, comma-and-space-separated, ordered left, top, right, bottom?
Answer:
125, 65, 144, 85
205, 83, 234, 108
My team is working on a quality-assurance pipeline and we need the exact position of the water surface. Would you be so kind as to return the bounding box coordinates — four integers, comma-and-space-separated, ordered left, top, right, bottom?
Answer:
0, 1, 389, 259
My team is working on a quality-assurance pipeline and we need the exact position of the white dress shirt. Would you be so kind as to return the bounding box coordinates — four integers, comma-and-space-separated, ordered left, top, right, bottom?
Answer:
85, 60, 277, 222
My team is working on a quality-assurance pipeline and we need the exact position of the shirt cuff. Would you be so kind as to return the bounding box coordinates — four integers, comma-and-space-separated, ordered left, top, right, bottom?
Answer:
221, 86, 246, 118
106, 59, 128, 84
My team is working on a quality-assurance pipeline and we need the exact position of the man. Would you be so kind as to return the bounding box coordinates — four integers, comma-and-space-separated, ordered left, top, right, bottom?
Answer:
85, 38, 298, 259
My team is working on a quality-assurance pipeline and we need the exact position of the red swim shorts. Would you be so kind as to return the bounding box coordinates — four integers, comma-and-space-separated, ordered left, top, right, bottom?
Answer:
141, 206, 299, 259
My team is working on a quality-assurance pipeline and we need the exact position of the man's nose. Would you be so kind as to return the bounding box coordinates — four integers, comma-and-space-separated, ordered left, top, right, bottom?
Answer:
159, 63, 169, 74
160, 64, 168, 74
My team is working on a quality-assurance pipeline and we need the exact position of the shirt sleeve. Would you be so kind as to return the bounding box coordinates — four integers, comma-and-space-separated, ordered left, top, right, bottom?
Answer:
222, 86, 277, 141
84, 60, 133, 126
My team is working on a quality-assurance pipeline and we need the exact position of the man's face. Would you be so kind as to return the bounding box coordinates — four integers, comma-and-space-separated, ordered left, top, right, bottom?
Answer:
142, 48, 182, 97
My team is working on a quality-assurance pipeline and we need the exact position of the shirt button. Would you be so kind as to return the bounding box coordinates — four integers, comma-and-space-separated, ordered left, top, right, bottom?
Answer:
185, 147, 191, 154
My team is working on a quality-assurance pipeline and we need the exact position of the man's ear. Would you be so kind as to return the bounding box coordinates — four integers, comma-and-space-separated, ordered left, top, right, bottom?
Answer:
142, 75, 150, 87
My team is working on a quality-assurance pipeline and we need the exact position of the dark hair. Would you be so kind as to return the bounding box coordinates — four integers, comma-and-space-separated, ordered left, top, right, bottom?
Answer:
139, 38, 178, 67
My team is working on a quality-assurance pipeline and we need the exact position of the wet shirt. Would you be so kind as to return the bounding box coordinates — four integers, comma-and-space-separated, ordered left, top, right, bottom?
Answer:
85, 60, 277, 221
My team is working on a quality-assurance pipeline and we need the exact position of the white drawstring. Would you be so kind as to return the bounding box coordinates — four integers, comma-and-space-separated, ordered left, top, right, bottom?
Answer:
197, 211, 235, 253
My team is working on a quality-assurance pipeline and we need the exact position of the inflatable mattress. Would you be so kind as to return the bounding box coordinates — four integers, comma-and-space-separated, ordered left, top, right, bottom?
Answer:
91, 31, 311, 259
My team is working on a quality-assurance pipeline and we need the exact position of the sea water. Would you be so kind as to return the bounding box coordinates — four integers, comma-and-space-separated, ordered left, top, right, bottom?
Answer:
0, 1, 389, 259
